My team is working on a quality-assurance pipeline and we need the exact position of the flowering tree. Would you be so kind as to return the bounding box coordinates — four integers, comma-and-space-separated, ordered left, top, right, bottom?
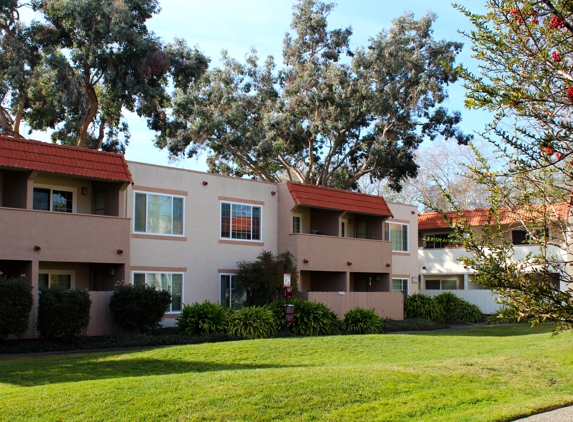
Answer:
447, 0, 573, 332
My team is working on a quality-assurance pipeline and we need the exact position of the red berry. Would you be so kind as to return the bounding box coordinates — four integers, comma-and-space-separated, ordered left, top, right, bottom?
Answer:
531, 17, 538, 24
550, 15, 567, 29
510, 8, 519, 16
552, 51, 562, 62
568, 86, 573, 102
556, 152, 564, 160
541, 146, 554, 155
517, 17, 524, 24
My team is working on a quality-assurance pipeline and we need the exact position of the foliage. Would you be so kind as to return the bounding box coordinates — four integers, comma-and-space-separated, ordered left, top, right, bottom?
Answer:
36, 287, 92, 341
235, 251, 298, 307
270, 298, 340, 336
382, 317, 448, 333
0, 276, 33, 340
433, 291, 483, 323
155, 0, 470, 190
447, 0, 573, 333
176, 301, 229, 335
488, 306, 530, 325
341, 307, 383, 334
109, 282, 171, 334
0, 1, 208, 150
404, 294, 445, 321
227, 306, 278, 339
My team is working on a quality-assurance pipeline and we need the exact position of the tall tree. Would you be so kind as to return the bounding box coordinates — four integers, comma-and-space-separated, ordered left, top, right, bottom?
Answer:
156, 0, 471, 190
0, 0, 209, 151
447, 0, 573, 332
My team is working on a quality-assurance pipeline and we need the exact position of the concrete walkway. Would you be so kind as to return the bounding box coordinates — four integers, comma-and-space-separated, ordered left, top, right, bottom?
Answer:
513, 406, 573, 421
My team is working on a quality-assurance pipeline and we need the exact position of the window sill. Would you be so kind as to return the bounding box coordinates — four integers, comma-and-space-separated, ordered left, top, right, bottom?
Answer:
131, 233, 187, 241
219, 239, 264, 247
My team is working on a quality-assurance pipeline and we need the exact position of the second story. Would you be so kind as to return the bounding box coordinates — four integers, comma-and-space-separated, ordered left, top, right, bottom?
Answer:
0, 136, 132, 263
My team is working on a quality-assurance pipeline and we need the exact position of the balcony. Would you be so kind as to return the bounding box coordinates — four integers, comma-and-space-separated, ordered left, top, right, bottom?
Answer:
285, 233, 392, 273
0, 207, 130, 263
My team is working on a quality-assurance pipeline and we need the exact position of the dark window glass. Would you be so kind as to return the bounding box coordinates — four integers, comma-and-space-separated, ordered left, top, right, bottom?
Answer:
33, 188, 50, 211
134, 193, 147, 232
221, 203, 231, 238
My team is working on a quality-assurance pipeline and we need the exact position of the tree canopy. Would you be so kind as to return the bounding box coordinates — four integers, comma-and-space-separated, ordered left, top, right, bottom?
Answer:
448, 0, 573, 332
155, 0, 471, 190
0, 0, 208, 151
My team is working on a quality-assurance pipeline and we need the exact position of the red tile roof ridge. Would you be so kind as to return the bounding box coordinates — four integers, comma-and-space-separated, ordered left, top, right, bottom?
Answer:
0, 135, 124, 158
286, 180, 383, 199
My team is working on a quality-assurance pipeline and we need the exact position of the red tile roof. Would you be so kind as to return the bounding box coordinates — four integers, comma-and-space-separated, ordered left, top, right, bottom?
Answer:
419, 203, 571, 230
0, 135, 133, 183
286, 181, 393, 217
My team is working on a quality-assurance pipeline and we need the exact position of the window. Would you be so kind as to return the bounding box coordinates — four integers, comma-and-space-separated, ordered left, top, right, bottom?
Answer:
220, 274, 247, 310
423, 233, 452, 249
293, 214, 301, 234
38, 271, 74, 290
134, 192, 184, 235
133, 272, 183, 312
426, 279, 458, 290
385, 222, 408, 252
392, 278, 408, 293
512, 228, 549, 245
341, 219, 348, 237
33, 187, 74, 213
356, 221, 367, 238
221, 202, 261, 241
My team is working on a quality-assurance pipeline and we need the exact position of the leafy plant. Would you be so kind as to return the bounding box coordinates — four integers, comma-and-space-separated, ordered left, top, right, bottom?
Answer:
342, 307, 383, 334
177, 301, 229, 335
227, 306, 278, 339
434, 291, 483, 323
109, 282, 172, 334
270, 298, 340, 336
488, 307, 529, 325
0, 276, 33, 340
37, 287, 92, 341
405, 294, 445, 321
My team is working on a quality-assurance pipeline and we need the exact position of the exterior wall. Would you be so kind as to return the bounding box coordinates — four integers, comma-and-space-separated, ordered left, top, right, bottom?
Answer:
302, 291, 404, 320
386, 202, 419, 295
127, 162, 279, 308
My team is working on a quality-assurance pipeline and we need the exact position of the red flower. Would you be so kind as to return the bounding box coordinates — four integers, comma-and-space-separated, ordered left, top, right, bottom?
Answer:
552, 51, 562, 62
568, 86, 573, 102
510, 8, 519, 16
556, 152, 564, 160
517, 17, 524, 24
550, 15, 567, 29
531, 17, 538, 24
540, 146, 554, 155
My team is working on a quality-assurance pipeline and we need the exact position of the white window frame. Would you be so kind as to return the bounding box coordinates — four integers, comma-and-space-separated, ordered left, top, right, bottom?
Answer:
38, 270, 75, 290
391, 278, 408, 293
33, 184, 77, 213
220, 273, 247, 310
292, 213, 302, 234
425, 279, 458, 290
132, 271, 184, 313
385, 221, 409, 252
220, 201, 263, 242
133, 191, 185, 236
341, 218, 348, 238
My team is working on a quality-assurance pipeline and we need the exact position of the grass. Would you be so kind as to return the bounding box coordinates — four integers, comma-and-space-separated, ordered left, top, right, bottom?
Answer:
0, 325, 572, 421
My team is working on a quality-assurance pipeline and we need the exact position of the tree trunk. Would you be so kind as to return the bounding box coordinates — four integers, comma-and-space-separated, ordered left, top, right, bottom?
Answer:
77, 81, 99, 148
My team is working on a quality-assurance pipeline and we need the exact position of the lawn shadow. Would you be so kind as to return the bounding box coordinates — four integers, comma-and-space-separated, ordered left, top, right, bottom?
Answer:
408, 324, 555, 338
0, 353, 308, 387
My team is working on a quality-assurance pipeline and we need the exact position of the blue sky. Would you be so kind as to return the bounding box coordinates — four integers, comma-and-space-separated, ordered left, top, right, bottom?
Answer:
22, 0, 492, 170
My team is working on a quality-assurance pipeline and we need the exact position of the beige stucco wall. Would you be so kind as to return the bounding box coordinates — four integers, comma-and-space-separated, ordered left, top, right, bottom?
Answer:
386, 202, 419, 294
127, 162, 279, 307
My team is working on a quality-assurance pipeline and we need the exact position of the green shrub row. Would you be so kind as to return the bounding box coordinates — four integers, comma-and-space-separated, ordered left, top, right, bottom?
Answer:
487, 306, 529, 324
0, 277, 33, 340
177, 300, 385, 339
405, 292, 482, 323
37, 287, 92, 341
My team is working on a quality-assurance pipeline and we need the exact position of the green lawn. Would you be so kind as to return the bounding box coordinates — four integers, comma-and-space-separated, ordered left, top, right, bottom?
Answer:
1, 325, 572, 421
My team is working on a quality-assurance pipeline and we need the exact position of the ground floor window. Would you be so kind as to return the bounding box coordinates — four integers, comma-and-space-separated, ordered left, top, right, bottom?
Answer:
425, 279, 458, 290
391, 278, 408, 293
38, 271, 74, 290
220, 274, 247, 310
133, 272, 183, 312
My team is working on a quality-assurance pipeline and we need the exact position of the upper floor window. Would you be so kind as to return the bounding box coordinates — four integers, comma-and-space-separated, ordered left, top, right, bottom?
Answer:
512, 228, 549, 245
33, 187, 74, 213
385, 222, 408, 252
221, 202, 261, 241
293, 215, 301, 234
134, 192, 184, 235
133, 272, 182, 312
424, 233, 452, 249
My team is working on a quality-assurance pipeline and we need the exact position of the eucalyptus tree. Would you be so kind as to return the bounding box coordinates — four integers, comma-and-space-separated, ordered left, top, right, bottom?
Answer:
156, 0, 471, 190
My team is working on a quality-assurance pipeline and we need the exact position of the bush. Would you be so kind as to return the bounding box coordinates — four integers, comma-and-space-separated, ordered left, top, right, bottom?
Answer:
270, 298, 340, 336
434, 292, 483, 323
488, 307, 528, 324
227, 306, 278, 339
342, 307, 383, 334
177, 301, 229, 335
405, 294, 445, 321
37, 288, 92, 341
109, 283, 171, 333
0, 277, 33, 340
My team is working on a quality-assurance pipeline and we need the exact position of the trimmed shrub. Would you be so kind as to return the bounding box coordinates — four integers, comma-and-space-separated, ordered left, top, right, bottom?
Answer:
434, 292, 483, 323
488, 307, 528, 324
109, 283, 171, 333
405, 294, 445, 321
227, 306, 278, 339
177, 301, 229, 335
37, 288, 92, 341
0, 277, 33, 340
270, 298, 340, 336
342, 307, 383, 334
